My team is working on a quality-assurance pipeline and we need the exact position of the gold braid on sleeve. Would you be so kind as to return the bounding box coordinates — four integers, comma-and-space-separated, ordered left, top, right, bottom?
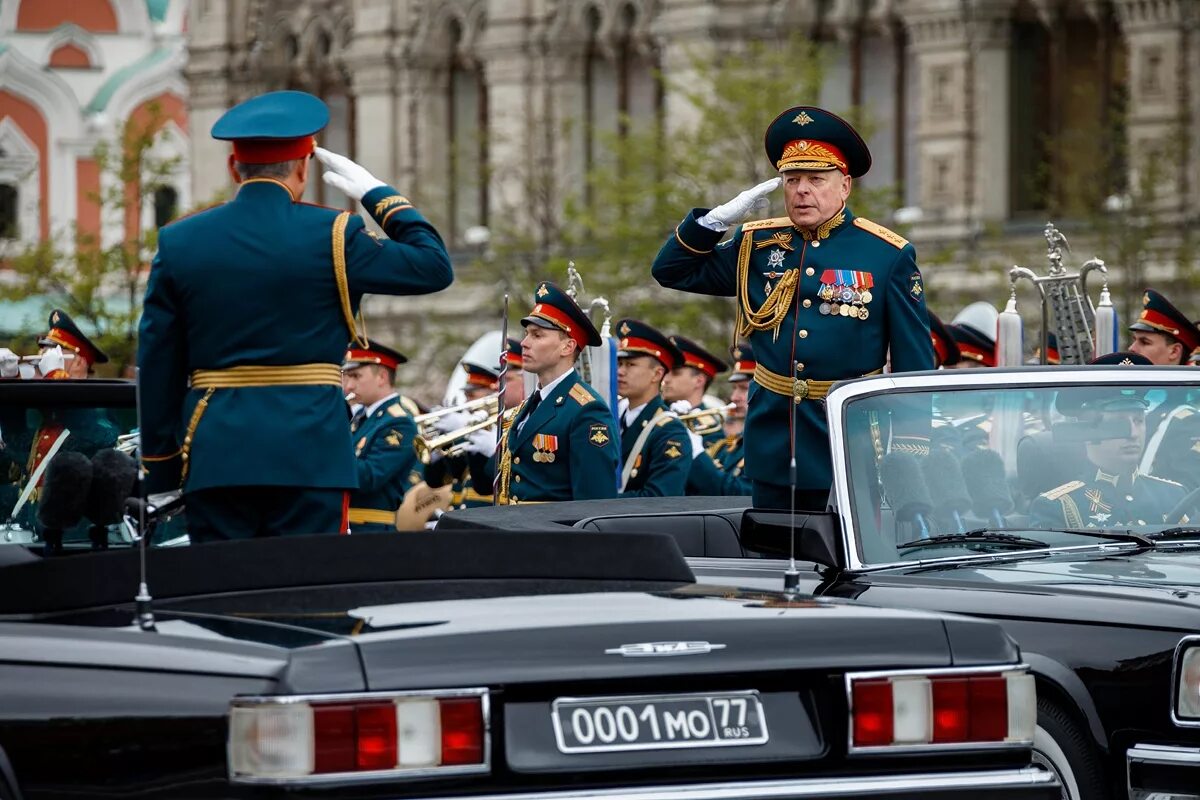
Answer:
734, 231, 799, 342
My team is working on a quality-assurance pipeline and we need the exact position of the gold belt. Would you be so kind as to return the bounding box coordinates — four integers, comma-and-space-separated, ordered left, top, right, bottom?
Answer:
753, 363, 882, 403
190, 363, 342, 388
348, 507, 396, 526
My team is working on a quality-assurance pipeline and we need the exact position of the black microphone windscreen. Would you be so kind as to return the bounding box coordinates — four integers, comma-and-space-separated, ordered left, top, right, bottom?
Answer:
961, 448, 1014, 516
36, 451, 93, 530
880, 451, 933, 521
922, 449, 972, 514
85, 448, 139, 526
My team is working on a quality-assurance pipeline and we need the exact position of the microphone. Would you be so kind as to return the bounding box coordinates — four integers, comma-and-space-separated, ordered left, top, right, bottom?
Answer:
36, 451, 93, 555
84, 448, 139, 550
961, 448, 1014, 529
880, 452, 932, 539
921, 449, 971, 533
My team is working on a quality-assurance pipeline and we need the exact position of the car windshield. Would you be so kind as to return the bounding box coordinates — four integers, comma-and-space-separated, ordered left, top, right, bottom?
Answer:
840, 382, 1200, 566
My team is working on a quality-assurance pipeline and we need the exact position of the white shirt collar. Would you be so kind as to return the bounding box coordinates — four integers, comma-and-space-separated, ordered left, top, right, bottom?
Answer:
624, 402, 648, 426
537, 368, 574, 400
365, 392, 399, 418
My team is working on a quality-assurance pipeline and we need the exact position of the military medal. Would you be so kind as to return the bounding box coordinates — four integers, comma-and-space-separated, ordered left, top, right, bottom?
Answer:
533, 433, 558, 464
819, 302, 831, 315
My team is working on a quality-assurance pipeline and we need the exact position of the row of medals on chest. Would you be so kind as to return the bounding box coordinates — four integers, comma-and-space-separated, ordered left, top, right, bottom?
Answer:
763, 249, 874, 320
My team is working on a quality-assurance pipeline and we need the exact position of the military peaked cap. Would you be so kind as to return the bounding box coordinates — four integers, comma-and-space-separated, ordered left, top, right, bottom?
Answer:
1129, 289, 1200, 354
521, 282, 602, 348
764, 106, 872, 178
928, 312, 961, 368
344, 339, 408, 371
669, 335, 728, 378
616, 319, 683, 371
39, 309, 108, 365
728, 341, 756, 383
212, 90, 329, 165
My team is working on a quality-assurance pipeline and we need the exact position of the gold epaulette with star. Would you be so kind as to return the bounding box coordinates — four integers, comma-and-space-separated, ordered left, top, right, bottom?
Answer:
569, 384, 596, 406
741, 217, 793, 232
399, 396, 421, 417
1041, 480, 1085, 500
854, 218, 909, 249
387, 402, 408, 418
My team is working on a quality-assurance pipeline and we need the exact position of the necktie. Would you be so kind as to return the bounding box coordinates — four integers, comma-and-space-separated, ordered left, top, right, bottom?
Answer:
517, 390, 542, 435
350, 407, 366, 432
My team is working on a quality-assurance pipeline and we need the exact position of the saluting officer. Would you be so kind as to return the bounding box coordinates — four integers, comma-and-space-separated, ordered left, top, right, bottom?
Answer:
687, 342, 753, 496
341, 341, 420, 532
137, 90, 452, 541
652, 106, 933, 509
662, 335, 730, 449
37, 309, 109, 379
615, 320, 693, 497
473, 282, 620, 503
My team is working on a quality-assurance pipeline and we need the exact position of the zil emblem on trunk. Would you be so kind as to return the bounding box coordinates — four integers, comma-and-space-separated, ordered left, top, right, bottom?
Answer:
605, 642, 727, 657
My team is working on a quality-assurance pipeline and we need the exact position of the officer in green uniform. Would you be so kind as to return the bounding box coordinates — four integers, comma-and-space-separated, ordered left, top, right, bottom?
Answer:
474, 282, 620, 503
652, 105, 933, 509
662, 335, 729, 450
1031, 352, 1187, 527
688, 342, 753, 496
615, 319, 692, 497
341, 341, 419, 532
137, 90, 452, 541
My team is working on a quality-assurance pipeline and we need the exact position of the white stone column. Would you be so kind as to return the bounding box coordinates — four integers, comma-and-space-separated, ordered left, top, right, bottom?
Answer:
183, 0, 234, 205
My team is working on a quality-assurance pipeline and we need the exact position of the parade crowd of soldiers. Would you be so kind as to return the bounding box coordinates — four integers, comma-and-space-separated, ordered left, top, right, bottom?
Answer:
4, 90, 1200, 540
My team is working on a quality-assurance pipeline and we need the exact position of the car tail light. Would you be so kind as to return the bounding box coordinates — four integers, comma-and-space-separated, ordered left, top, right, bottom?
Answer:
847, 667, 1034, 752
229, 689, 489, 785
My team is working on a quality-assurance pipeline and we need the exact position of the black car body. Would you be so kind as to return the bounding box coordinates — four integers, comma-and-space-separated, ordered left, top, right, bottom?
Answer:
0, 380, 1057, 799
441, 367, 1200, 800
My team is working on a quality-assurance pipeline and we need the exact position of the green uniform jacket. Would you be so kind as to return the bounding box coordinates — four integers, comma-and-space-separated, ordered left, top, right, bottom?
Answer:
619, 397, 691, 498
688, 434, 751, 496
492, 371, 620, 503
348, 395, 419, 533
138, 181, 452, 494
1031, 468, 1186, 528
652, 206, 933, 490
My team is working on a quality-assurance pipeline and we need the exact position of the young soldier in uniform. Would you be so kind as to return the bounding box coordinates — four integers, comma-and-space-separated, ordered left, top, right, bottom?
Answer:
470, 283, 619, 503
137, 90, 452, 541
341, 341, 420, 532
687, 342, 754, 496
615, 320, 693, 497
652, 105, 933, 509
1128, 289, 1200, 366
501, 337, 525, 410
662, 335, 730, 449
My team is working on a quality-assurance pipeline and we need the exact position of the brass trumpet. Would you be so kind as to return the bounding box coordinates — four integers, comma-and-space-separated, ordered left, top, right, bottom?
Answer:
413, 413, 499, 465
414, 394, 499, 437
674, 403, 736, 436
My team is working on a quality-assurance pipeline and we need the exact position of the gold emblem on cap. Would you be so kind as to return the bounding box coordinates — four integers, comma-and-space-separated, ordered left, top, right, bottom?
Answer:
793, 111, 814, 126
537, 284, 549, 298
619, 322, 631, 336
51, 311, 60, 324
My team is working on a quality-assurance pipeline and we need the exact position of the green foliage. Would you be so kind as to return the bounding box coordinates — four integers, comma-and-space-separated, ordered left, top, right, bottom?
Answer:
478, 36, 896, 363
0, 104, 180, 374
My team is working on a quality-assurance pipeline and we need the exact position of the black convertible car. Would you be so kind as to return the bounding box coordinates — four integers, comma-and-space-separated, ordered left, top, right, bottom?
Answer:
0, 380, 1057, 798
441, 367, 1200, 800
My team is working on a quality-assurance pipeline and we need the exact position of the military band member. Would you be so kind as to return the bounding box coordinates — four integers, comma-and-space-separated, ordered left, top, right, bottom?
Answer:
137, 90, 453, 541
662, 335, 730, 449
340, 341, 420, 532
615, 320, 693, 497
1032, 353, 1186, 527
652, 105, 933, 510
425, 360, 499, 508
472, 282, 620, 503
688, 342, 753, 496
1128, 290, 1200, 366
502, 337, 525, 409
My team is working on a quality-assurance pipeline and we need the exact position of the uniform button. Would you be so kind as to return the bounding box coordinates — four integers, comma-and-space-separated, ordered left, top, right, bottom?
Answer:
513, 457, 520, 464
515, 475, 521, 483
799, 330, 808, 339
796, 363, 805, 372
812, 241, 821, 248
805, 267, 815, 276
1126, 495, 1134, 502
803, 299, 812, 308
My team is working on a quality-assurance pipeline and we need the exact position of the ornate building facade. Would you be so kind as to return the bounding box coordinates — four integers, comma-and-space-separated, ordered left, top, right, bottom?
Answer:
0, 0, 190, 253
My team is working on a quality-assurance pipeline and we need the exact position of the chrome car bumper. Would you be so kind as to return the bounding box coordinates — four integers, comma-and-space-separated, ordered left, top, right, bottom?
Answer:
454, 768, 1058, 800
1128, 743, 1200, 800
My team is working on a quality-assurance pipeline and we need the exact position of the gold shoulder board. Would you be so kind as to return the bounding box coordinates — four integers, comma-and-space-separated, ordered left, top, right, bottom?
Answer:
1041, 480, 1085, 501
853, 217, 909, 249
741, 217, 793, 232
1142, 473, 1184, 487
569, 384, 595, 406
387, 403, 407, 418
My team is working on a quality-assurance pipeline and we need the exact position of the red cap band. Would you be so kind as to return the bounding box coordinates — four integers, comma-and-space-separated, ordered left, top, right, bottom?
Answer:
620, 337, 677, 370
44, 327, 97, 364
1139, 309, 1200, 351
956, 341, 996, 367
345, 348, 401, 371
732, 359, 756, 374
682, 354, 719, 378
530, 303, 588, 349
232, 136, 316, 165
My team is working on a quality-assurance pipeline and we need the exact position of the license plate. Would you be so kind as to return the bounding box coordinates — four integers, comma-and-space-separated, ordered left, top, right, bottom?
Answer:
552, 691, 768, 753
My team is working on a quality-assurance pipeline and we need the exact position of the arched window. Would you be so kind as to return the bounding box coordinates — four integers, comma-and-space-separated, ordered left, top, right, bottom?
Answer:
0, 184, 18, 238
153, 186, 178, 230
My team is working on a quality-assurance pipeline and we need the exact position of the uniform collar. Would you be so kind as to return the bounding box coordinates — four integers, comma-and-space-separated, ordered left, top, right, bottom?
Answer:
236, 177, 298, 202
799, 204, 852, 241
365, 392, 399, 418
537, 368, 574, 400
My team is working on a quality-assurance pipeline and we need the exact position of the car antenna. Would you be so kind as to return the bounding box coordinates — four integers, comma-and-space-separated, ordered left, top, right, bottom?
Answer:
129, 366, 156, 632
784, 359, 800, 592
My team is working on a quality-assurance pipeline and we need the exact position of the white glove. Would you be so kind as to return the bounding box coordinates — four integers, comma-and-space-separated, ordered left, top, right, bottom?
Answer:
314, 146, 387, 201
432, 410, 469, 435
0, 348, 18, 379
687, 429, 705, 460
698, 178, 782, 232
37, 346, 65, 377
463, 427, 496, 456
669, 400, 693, 415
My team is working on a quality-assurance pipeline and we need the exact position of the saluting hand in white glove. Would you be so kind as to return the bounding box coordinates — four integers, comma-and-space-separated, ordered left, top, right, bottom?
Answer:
698, 177, 783, 232
314, 146, 388, 201
0, 348, 18, 379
